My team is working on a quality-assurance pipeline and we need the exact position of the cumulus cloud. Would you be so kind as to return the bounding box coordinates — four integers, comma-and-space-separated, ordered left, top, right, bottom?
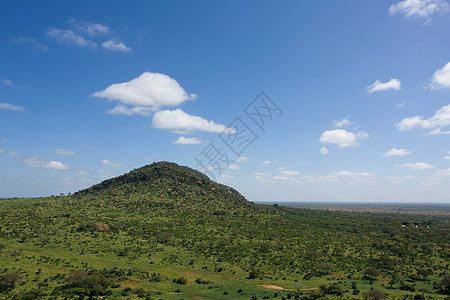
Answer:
10, 151, 71, 170
382, 148, 412, 156
173, 136, 203, 145
367, 78, 401, 93
92, 72, 197, 112
395, 104, 450, 133
332, 117, 353, 128
102, 40, 132, 52
0, 102, 25, 111
389, 0, 449, 19
54, 148, 76, 156
320, 147, 329, 155
319, 129, 368, 148
262, 160, 271, 165
396, 162, 433, 170
152, 109, 232, 134
429, 62, 450, 89
102, 159, 125, 167
46, 28, 97, 47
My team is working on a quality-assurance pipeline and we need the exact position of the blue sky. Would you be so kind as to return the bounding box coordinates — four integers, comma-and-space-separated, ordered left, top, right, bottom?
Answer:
1, 1, 450, 203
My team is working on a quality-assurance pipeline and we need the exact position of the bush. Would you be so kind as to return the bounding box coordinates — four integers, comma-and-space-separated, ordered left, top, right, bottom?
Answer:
174, 277, 187, 284
363, 289, 387, 299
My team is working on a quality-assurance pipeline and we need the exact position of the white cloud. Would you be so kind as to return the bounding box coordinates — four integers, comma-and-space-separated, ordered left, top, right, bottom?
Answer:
102, 40, 132, 52
395, 104, 450, 133
396, 162, 433, 170
428, 128, 450, 135
12, 37, 49, 51
152, 109, 232, 134
262, 160, 271, 165
382, 148, 412, 157
236, 156, 248, 163
320, 147, 329, 155
278, 168, 300, 176
398, 100, 409, 108
388, 175, 416, 180
68, 19, 110, 36
107, 104, 152, 116
0, 102, 25, 111
429, 62, 450, 89
436, 168, 450, 176
319, 129, 368, 148
332, 117, 353, 128
389, 0, 449, 19
367, 78, 401, 93
2, 79, 14, 86
54, 148, 76, 156
0, 149, 4, 154
253, 172, 269, 176
302, 171, 376, 183
22, 156, 70, 170
253, 172, 274, 183
79, 171, 89, 176
102, 159, 125, 167
445, 151, 450, 160
92, 72, 196, 112
228, 164, 241, 170
46, 28, 97, 48
173, 136, 203, 145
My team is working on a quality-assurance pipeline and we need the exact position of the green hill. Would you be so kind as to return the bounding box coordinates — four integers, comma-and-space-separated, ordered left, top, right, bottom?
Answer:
0, 162, 449, 299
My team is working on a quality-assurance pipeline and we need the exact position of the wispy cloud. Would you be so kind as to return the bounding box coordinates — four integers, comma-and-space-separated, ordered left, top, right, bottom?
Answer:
396, 162, 433, 170
46, 28, 97, 48
68, 19, 110, 36
302, 171, 376, 183
367, 78, 401, 93
332, 117, 353, 128
12, 37, 49, 51
53, 148, 77, 156
0, 102, 25, 111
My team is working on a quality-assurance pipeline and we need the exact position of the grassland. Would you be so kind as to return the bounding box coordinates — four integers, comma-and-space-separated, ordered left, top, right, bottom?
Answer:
0, 162, 449, 299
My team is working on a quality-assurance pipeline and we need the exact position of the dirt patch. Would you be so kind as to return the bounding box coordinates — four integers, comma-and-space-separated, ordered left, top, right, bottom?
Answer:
258, 284, 287, 290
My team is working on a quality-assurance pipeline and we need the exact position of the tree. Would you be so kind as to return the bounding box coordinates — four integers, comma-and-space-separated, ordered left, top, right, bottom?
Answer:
0, 273, 21, 291
417, 268, 433, 280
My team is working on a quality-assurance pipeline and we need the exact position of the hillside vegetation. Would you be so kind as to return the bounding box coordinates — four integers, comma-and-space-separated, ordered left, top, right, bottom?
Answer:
0, 161, 449, 299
